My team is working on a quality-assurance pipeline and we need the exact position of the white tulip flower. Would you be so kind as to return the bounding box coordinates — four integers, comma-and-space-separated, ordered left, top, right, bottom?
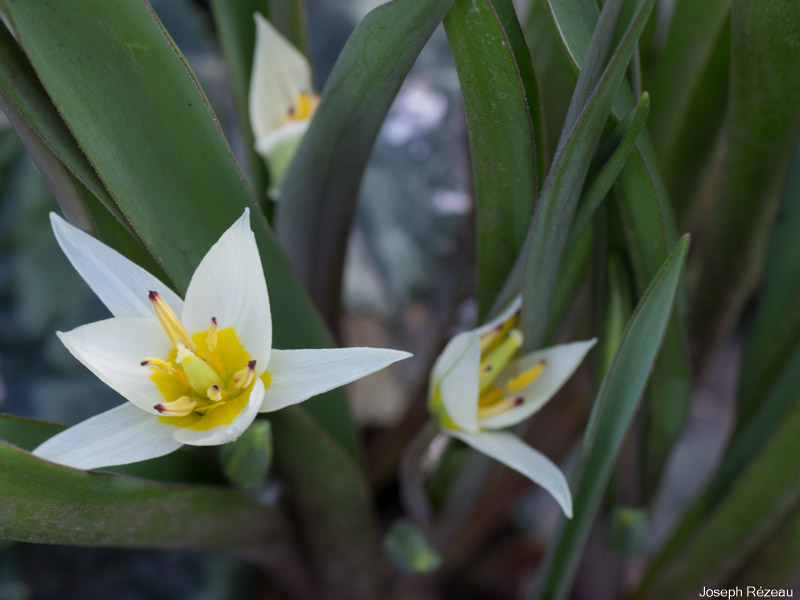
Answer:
34, 209, 410, 470
249, 13, 318, 195
428, 296, 595, 517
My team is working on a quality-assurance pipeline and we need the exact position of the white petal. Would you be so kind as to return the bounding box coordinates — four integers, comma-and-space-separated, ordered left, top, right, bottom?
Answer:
32, 403, 183, 470
259, 347, 411, 412
434, 332, 481, 433
249, 13, 313, 144
172, 378, 264, 446
58, 318, 170, 414
255, 119, 309, 158
480, 339, 596, 429
181, 209, 272, 374
51, 212, 183, 319
474, 294, 522, 337
449, 430, 573, 518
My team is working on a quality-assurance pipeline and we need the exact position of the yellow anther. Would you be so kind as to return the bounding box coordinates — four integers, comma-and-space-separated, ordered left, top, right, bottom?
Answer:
206, 384, 223, 402
149, 291, 195, 352
207, 317, 218, 352
154, 395, 196, 417
478, 329, 523, 393
140, 357, 176, 374
478, 387, 503, 408
289, 91, 319, 121
176, 343, 223, 395
479, 314, 519, 353
233, 360, 257, 389
194, 403, 224, 416
506, 361, 546, 394
477, 396, 524, 420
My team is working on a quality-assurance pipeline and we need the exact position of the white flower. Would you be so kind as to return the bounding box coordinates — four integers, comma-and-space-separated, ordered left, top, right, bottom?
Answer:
428, 296, 595, 518
34, 209, 410, 470
248, 13, 318, 195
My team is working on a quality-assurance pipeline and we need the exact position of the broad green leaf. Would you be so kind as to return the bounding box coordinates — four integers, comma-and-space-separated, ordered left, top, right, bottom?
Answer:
644, 0, 729, 162
637, 393, 800, 599
0, 440, 293, 556
277, 0, 454, 329
220, 419, 273, 490
533, 235, 689, 600
738, 139, 800, 426
444, 0, 538, 317
1, 0, 357, 455
544, 224, 593, 344
517, 0, 656, 350
271, 407, 386, 597
0, 414, 215, 485
691, 0, 800, 369
209, 0, 269, 203
268, 0, 311, 60
655, 12, 731, 224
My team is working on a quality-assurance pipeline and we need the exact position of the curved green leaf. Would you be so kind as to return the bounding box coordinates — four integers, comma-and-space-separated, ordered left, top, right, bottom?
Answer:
0, 440, 293, 556
277, 0, 454, 329
533, 235, 689, 600
444, 0, 538, 317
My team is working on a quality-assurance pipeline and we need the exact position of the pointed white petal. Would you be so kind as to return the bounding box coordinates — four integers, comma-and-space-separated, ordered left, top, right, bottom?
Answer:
474, 294, 522, 336
259, 347, 411, 412
32, 403, 183, 470
433, 332, 481, 433
58, 318, 171, 414
181, 209, 272, 374
450, 430, 573, 518
249, 13, 313, 144
480, 339, 596, 429
51, 212, 183, 319
172, 378, 264, 446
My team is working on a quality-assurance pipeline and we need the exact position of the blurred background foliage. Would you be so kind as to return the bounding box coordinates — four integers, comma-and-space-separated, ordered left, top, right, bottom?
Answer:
0, 0, 798, 598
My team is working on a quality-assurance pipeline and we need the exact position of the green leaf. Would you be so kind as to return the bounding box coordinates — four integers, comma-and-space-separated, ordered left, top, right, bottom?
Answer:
271, 408, 386, 596
738, 139, 800, 426
636, 393, 800, 599
277, 0, 454, 328
0, 414, 215, 485
0, 440, 293, 555
517, 0, 656, 349
569, 91, 650, 241
691, 0, 800, 369
220, 419, 273, 490
533, 235, 689, 600
209, 0, 269, 203
444, 0, 538, 317
268, 0, 311, 60
383, 520, 442, 574
1, 0, 357, 454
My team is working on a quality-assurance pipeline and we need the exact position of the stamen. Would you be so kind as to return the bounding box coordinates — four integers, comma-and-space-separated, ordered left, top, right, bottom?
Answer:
478, 329, 523, 393
154, 395, 196, 416
233, 360, 256, 389
477, 396, 524, 420
207, 384, 223, 402
141, 357, 176, 374
478, 387, 503, 407
480, 314, 519, 353
149, 291, 196, 352
207, 317, 218, 352
176, 343, 223, 395
506, 360, 546, 394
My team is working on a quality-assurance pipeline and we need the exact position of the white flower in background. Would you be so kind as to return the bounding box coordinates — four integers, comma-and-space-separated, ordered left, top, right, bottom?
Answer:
249, 13, 318, 196
34, 209, 410, 470
428, 296, 595, 518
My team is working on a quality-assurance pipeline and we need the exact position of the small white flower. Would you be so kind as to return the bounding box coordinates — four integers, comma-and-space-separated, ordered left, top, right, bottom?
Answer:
34, 209, 410, 470
248, 13, 318, 195
428, 296, 595, 518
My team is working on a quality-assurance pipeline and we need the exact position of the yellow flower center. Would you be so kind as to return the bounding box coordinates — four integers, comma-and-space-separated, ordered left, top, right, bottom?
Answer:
143, 292, 271, 431
283, 91, 319, 124
476, 316, 545, 421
